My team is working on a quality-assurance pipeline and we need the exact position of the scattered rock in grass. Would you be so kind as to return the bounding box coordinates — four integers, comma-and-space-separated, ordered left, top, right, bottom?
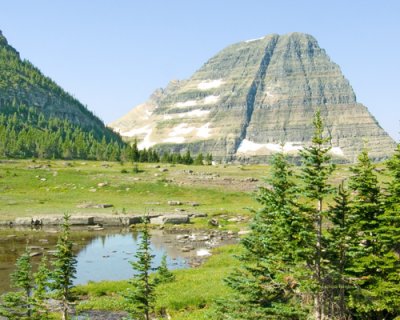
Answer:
208, 218, 219, 227
238, 230, 251, 236
97, 182, 109, 187
190, 213, 208, 218
167, 200, 182, 206
77, 203, 113, 209
89, 188, 97, 192
189, 202, 200, 207
241, 177, 259, 182
159, 168, 168, 172
227, 216, 245, 223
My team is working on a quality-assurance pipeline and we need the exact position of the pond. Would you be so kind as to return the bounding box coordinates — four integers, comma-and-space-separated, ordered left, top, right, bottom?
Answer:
0, 227, 223, 294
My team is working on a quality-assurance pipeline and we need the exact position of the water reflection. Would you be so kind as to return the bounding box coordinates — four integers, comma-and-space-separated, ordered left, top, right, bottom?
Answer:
0, 228, 190, 293
74, 231, 188, 285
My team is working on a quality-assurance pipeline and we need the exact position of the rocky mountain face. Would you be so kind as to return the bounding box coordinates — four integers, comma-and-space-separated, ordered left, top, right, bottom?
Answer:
0, 30, 119, 141
110, 32, 396, 162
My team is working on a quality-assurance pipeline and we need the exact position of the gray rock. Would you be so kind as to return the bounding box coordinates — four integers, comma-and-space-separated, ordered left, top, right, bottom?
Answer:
109, 32, 395, 163
168, 200, 182, 206
209, 218, 219, 227
162, 214, 190, 224
150, 214, 190, 225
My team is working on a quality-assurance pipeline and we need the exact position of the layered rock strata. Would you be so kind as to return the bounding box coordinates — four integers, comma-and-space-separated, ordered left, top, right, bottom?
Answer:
110, 33, 396, 162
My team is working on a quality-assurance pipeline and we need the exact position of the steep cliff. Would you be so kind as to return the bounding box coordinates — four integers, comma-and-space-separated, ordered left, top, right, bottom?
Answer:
110, 32, 396, 162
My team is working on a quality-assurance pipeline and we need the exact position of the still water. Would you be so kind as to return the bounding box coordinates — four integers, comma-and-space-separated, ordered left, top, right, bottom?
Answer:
0, 228, 194, 293
74, 231, 188, 285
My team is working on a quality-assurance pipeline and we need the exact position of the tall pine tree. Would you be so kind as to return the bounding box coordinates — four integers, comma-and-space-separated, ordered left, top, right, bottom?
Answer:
299, 110, 335, 320
326, 182, 354, 319
347, 149, 400, 318
220, 152, 306, 319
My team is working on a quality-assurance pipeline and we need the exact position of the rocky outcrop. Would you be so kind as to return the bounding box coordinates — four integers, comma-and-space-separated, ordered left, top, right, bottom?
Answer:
110, 32, 396, 162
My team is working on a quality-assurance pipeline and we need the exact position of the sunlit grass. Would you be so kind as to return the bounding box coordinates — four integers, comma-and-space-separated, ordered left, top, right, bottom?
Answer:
74, 244, 241, 318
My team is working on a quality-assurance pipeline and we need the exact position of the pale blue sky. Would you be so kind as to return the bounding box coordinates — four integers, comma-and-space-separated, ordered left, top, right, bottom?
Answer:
0, 0, 399, 140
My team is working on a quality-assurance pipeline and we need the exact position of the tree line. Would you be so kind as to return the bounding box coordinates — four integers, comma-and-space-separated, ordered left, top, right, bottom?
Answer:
0, 105, 213, 165
218, 111, 400, 319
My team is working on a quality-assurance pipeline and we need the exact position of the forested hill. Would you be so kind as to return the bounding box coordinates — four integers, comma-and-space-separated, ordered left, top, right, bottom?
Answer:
0, 29, 123, 159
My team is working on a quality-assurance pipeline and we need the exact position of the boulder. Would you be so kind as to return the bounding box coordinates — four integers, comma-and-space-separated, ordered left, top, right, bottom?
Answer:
150, 214, 190, 225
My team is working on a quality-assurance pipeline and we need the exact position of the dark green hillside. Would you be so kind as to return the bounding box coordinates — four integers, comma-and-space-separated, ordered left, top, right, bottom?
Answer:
0, 30, 120, 145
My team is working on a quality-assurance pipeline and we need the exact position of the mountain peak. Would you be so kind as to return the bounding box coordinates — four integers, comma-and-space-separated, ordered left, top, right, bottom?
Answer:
110, 32, 395, 162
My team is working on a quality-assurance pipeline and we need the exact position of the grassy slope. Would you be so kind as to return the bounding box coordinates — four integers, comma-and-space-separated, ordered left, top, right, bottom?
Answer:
0, 160, 261, 222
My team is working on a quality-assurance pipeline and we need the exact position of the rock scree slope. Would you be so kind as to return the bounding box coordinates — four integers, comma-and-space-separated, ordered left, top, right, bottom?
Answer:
110, 32, 396, 162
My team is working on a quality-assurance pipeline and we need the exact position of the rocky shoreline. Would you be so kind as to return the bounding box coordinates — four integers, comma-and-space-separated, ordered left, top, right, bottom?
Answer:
0, 213, 198, 228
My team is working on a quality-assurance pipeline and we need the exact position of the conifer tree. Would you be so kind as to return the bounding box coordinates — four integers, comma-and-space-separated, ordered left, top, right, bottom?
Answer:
298, 110, 335, 320
124, 217, 155, 320
326, 182, 354, 319
0, 249, 33, 319
155, 254, 175, 284
384, 143, 400, 252
347, 149, 400, 318
194, 153, 204, 165
31, 255, 52, 320
51, 213, 77, 320
220, 152, 306, 319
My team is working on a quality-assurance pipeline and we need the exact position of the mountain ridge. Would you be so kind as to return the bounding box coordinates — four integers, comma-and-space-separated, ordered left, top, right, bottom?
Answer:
110, 32, 395, 162
0, 29, 120, 142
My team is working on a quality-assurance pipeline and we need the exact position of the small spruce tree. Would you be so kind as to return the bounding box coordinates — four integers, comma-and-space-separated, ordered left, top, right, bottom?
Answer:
50, 213, 77, 320
31, 255, 51, 320
155, 254, 175, 284
0, 248, 33, 320
124, 216, 155, 320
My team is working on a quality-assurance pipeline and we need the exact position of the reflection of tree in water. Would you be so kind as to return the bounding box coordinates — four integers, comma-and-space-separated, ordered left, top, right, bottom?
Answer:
0, 227, 193, 293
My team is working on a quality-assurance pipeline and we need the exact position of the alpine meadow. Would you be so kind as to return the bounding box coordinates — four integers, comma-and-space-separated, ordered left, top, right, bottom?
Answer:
0, 4, 399, 319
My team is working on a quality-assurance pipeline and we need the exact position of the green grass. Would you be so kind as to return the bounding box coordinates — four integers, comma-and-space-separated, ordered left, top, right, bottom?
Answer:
74, 244, 242, 319
0, 160, 261, 222
0, 159, 390, 225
